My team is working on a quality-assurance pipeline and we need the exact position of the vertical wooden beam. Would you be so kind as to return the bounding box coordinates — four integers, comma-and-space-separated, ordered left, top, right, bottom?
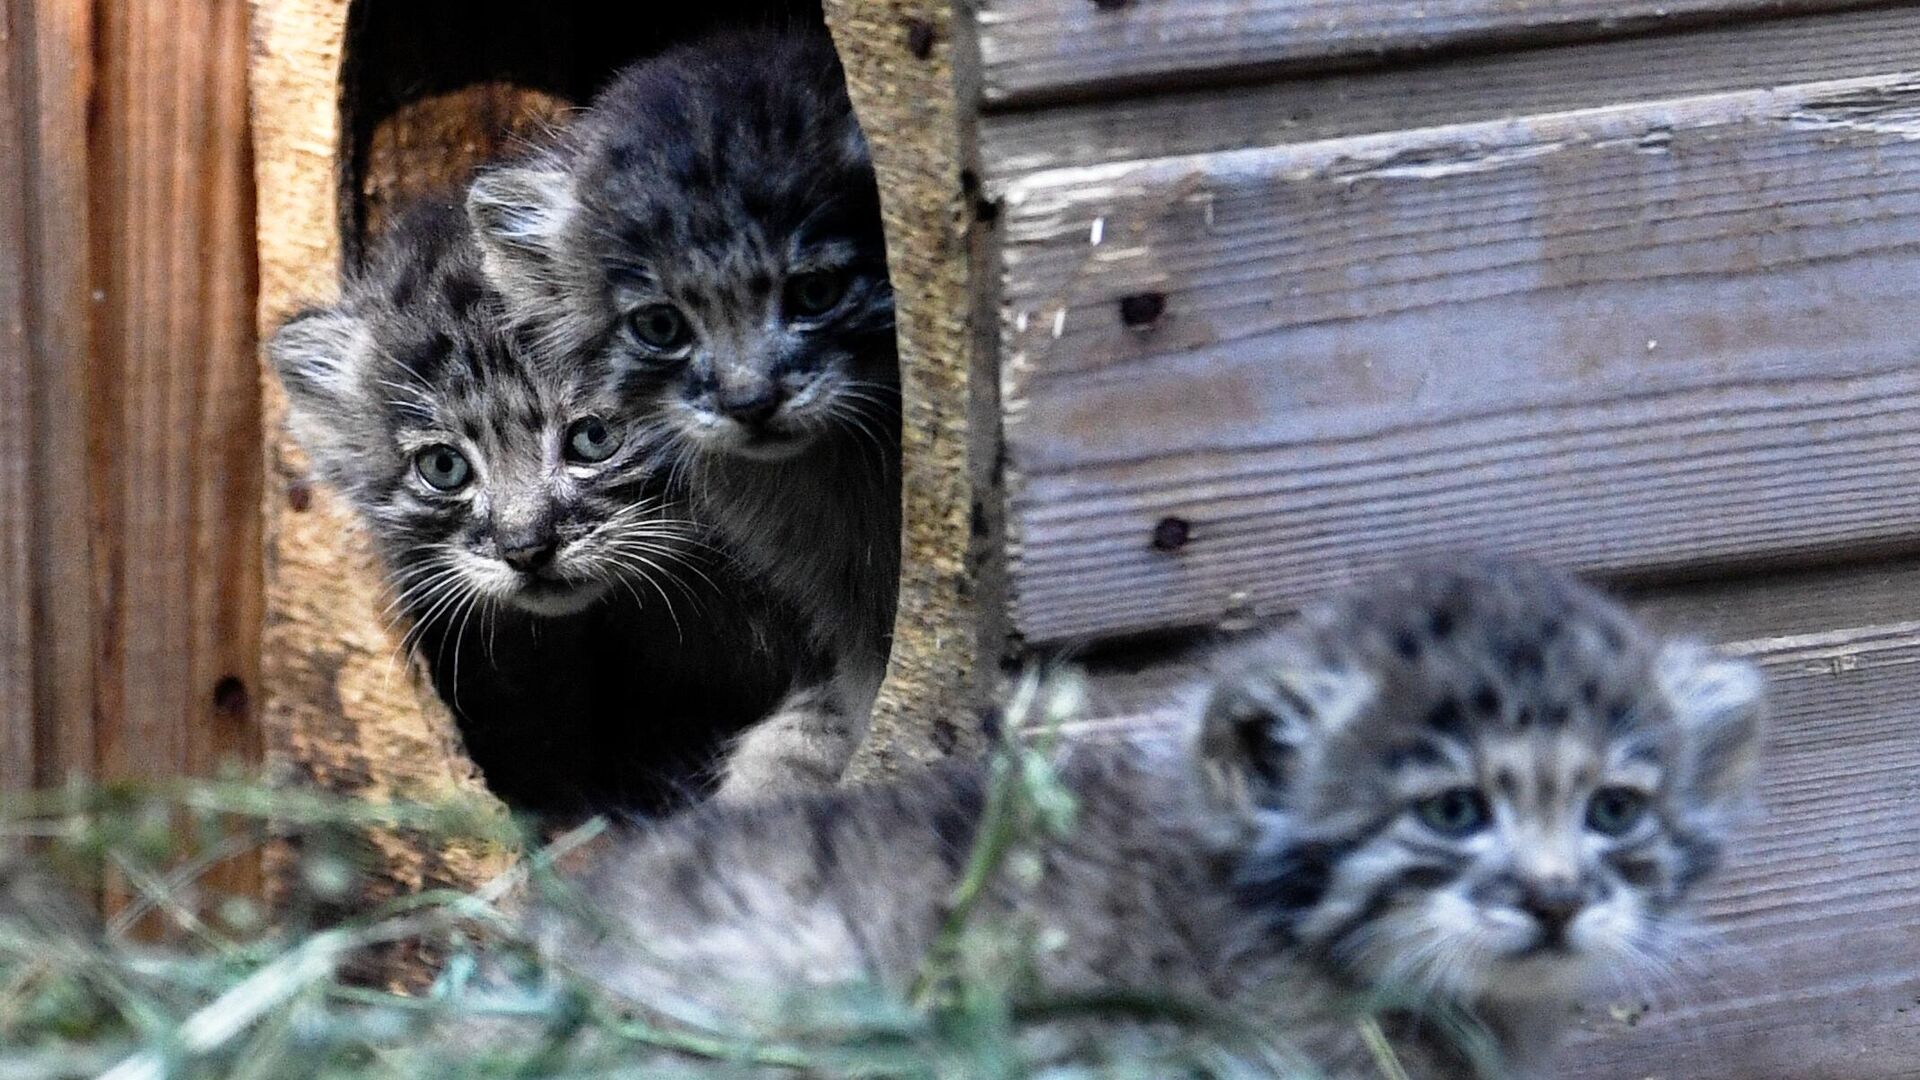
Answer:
86, 0, 263, 794
0, 0, 41, 795
824, 0, 992, 776
0, 0, 98, 795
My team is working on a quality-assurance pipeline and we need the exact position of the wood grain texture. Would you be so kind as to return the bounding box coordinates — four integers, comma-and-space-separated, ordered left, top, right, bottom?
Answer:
971, 0, 1880, 107
998, 72, 1920, 645
86, 0, 263, 794
979, 4, 1920, 176
1, 0, 96, 795
250, 0, 506, 903
3, 0, 262, 807
826, 0, 996, 777
1, 0, 39, 793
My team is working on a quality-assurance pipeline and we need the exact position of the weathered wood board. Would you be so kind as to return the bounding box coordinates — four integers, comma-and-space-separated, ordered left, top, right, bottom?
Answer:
1, 0, 262, 847
996, 70, 1920, 645
972, 0, 1883, 106
979, 4, 1920, 176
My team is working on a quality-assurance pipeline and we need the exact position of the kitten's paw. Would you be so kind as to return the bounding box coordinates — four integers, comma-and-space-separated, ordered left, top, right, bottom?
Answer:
712, 685, 866, 803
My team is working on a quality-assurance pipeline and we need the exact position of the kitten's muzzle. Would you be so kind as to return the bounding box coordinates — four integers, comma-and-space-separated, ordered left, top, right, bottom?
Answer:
715, 384, 784, 428
1518, 877, 1585, 947
497, 532, 558, 574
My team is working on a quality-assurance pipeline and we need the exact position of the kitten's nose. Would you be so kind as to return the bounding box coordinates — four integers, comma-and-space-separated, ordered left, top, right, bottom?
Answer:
1520, 878, 1585, 934
715, 385, 783, 427
498, 533, 557, 573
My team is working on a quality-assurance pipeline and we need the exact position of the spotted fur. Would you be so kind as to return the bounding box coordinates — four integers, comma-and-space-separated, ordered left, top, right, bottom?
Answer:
268, 198, 819, 818
468, 27, 899, 797
556, 558, 1765, 1076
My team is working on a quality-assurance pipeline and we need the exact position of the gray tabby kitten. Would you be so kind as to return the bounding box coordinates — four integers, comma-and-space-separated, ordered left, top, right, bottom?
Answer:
467, 28, 899, 798
557, 558, 1765, 1077
269, 198, 817, 818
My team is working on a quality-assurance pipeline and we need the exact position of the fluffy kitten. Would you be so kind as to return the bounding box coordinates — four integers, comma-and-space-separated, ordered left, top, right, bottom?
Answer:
269, 198, 818, 817
554, 558, 1765, 1076
466, 27, 899, 798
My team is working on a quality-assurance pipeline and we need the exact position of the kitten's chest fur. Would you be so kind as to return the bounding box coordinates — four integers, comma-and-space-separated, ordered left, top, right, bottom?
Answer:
696, 439, 899, 663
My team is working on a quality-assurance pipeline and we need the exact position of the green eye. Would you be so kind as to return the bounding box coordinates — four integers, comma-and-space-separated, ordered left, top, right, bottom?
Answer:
414, 445, 471, 491
784, 270, 849, 318
565, 416, 622, 463
629, 304, 691, 351
1585, 787, 1649, 837
1414, 788, 1490, 837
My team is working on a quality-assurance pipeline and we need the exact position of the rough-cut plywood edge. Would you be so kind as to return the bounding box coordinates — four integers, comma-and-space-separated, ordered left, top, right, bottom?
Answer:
825, 0, 991, 778
247, 0, 509, 900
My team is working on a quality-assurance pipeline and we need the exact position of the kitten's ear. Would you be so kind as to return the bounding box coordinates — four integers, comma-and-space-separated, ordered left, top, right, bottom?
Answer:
466, 162, 575, 295
1196, 635, 1375, 810
267, 305, 374, 466
1656, 641, 1767, 810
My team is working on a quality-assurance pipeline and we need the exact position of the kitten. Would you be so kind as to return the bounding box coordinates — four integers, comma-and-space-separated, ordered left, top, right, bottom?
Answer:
553, 558, 1765, 1076
268, 197, 819, 818
466, 27, 900, 798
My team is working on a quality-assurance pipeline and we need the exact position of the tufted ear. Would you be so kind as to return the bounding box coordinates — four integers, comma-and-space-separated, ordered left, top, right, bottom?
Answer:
266, 304, 376, 476
466, 161, 576, 302
1656, 641, 1767, 812
1196, 633, 1375, 811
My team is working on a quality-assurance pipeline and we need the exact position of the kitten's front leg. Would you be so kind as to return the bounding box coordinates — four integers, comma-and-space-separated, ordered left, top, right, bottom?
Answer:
714, 658, 884, 801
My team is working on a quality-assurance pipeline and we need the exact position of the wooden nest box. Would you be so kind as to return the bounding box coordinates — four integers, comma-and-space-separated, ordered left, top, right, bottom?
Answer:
251, 2, 1920, 1071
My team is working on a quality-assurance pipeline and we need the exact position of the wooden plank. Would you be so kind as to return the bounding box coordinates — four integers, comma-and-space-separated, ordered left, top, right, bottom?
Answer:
0, 0, 97, 794
979, 4, 1920, 176
997, 72, 1920, 644
87, 0, 262, 791
973, 0, 1880, 107
1, 0, 39, 794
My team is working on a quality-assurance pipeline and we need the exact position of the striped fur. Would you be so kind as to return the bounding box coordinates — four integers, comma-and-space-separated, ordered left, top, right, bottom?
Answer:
468, 28, 900, 798
556, 558, 1765, 1076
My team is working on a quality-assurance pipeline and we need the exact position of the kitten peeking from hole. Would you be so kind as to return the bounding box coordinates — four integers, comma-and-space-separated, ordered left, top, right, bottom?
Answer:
268, 199, 820, 819
469, 26, 901, 799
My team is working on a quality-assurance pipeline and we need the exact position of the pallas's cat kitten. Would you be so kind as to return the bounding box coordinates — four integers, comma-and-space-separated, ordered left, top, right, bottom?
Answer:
269, 198, 816, 818
555, 558, 1765, 1076
468, 27, 899, 797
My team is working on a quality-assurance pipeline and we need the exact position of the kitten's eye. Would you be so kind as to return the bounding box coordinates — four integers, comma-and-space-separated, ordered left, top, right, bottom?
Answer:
629, 304, 691, 351
414, 445, 471, 491
1414, 788, 1490, 837
1585, 787, 1649, 836
784, 270, 849, 319
565, 416, 622, 463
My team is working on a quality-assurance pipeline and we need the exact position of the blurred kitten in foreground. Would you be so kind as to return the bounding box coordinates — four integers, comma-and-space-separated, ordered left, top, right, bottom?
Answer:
553, 556, 1766, 1077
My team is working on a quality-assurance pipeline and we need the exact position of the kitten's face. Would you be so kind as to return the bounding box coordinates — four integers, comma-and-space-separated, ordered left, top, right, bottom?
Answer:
370, 345, 664, 617
596, 223, 895, 464
1206, 562, 1764, 1008
273, 296, 690, 620
468, 30, 897, 467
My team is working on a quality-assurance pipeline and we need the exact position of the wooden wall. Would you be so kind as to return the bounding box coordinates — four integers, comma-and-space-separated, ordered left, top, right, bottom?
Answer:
0, 0, 261, 831
962, 2, 1920, 1075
